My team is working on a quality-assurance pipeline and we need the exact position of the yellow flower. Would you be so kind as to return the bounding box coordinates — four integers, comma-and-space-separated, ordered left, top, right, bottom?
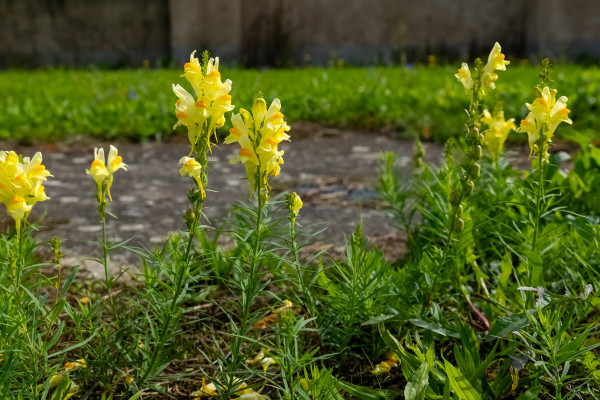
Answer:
518, 86, 572, 158
370, 353, 399, 375
226, 97, 290, 193
174, 51, 235, 153
63, 382, 80, 400
246, 348, 278, 372
481, 42, 510, 91
64, 359, 86, 372
125, 375, 134, 386
0, 151, 51, 236
455, 62, 474, 91
481, 109, 515, 162
179, 156, 203, 189
191, 378, 218, 398
86, 146, 127, 201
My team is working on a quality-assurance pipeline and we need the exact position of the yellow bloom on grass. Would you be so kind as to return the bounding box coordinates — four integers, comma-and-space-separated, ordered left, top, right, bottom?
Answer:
0, 151, 52, 236
225, 97, 290, 193
481, 109, 515, 162
174, 51, 235, 153
518, 86, 572, 158
86, 145, 127, 201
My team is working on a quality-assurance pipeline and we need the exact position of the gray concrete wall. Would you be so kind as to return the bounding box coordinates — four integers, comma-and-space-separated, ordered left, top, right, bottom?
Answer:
0, 0, 170, 67
2, 0, 600, 67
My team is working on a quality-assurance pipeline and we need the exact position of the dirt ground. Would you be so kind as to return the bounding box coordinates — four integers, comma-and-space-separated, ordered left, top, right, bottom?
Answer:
1, 123, 441, 277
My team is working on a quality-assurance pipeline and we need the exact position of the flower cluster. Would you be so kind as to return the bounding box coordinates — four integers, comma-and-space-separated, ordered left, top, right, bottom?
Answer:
455, 42, 510, 95
86, 145, 127, 202
518, 86, 572, 158
173, 51, 235, 152
481, 109, 515, 162
0, 151, 52, 235
225, 97, 290, 193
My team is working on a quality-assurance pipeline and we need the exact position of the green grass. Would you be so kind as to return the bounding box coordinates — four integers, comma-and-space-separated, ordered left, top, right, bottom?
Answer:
1, 64, 598, 142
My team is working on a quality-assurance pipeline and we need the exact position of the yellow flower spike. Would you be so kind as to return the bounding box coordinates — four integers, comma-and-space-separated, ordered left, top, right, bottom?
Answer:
227, 97, 290, 195
0, 150, 51, 237
518, 86, 572, 158
175, 51, 235, 153
455, 62, 474, 91
481, 109, 515, 163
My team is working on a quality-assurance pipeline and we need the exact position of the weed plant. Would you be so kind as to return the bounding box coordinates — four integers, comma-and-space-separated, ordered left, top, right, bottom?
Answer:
0, 44, 599, 400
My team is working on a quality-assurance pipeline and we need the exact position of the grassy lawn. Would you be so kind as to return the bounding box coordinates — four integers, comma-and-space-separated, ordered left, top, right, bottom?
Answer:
1, 64, 598, 142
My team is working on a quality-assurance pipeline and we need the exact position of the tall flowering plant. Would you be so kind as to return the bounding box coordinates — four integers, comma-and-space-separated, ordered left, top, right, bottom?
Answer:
140, 51, 235, 384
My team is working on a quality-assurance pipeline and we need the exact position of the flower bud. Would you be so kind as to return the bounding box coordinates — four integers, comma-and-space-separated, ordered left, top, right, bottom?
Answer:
450, 189, 461, 205
470, 163, 481, 179
184, 209, 195, 230
462, 180, 474, 197
456, 204, 463, 217
470, 145, 482, 161
454, 218, 465, 233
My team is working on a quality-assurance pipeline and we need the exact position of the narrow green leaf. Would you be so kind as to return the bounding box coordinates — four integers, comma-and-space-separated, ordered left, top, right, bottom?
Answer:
405, 361, 429, 400
486, 314, 529, 340
443, 359, 482, 400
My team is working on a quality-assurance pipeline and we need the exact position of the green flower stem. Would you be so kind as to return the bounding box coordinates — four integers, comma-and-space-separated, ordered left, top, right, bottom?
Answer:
427, 76, 483, 306
226, 167, 266, 395
140, 192, 204, 384
141, 134, 210, 384
289, 221, 317, 318
529, 125, 548, 286
97, 183, 118, 320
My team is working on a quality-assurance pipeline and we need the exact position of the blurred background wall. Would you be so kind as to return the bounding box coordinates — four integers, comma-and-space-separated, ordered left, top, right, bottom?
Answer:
2, 0, 599, 68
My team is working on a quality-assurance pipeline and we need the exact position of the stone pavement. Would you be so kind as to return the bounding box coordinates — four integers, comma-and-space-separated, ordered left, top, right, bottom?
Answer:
0, 124, 442, 277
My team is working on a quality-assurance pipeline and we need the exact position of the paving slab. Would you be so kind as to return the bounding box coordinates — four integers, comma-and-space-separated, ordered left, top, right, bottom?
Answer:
0, 124, 442, 277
